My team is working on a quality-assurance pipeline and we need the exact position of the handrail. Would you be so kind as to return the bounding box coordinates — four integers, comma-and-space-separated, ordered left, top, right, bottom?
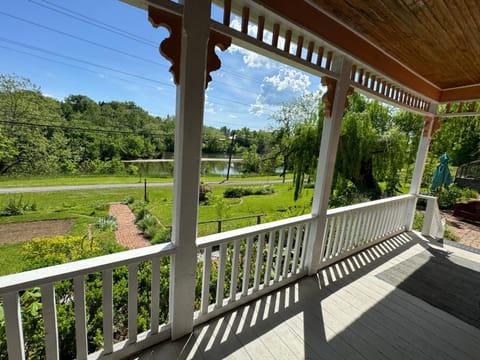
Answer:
196, 214, 315, 249
0, 242, 175, 295
326, 194, 415, 216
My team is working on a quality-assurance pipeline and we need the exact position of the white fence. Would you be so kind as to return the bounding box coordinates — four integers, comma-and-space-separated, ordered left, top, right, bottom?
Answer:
320, 194, 416, 267
195, 214, 314, 324
0, 243, 175, 360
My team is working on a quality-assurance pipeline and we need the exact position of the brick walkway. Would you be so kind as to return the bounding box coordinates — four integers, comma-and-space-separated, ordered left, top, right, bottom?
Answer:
443, 211, 480, 249
109, 204, 150, 249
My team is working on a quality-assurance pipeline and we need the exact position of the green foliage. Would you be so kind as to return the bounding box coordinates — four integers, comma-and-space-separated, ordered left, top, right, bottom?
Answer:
329, 182, 370, 208
206, 192, 231, 219
22, 236, 99, 270
273, 91, 423, 200
223, 185, 275, 198
1, 195, 37, 216
199, 181, 213, 203
0, 75, 176, 176
434, 185, 478, 209
95, 215, 118, 232
431, 116, 480, 166
151, 228, 171, 244
136, 213, 158, 231
122, 195, 135, 204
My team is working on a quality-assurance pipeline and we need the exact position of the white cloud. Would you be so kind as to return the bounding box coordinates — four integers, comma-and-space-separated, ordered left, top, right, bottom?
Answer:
250, 67, 311, 115
228, 114, 238, 119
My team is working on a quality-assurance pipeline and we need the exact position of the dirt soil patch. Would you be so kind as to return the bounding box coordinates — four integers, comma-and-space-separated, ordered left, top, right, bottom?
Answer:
0, 219, 76, 245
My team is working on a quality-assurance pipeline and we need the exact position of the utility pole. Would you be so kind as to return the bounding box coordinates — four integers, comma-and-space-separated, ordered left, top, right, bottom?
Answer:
226, 130, 236, 181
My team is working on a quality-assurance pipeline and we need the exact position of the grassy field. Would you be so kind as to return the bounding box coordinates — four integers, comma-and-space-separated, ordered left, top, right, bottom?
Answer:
0, 174, 291, 187
0, 180, 308, 275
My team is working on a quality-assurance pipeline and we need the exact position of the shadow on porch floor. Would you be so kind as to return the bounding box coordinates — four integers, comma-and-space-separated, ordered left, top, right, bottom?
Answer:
133, 232, 480, 360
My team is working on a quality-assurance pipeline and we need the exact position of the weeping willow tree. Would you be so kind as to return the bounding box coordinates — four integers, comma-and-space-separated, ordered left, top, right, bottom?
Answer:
273, 91, 422, 201
272, 92, 324, 200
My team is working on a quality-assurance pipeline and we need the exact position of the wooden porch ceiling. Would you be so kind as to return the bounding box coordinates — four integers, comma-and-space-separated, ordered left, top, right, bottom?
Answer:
259, 0, 480, 103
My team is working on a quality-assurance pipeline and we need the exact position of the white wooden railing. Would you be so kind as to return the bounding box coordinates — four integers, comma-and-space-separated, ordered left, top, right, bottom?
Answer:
0, 242, 175, 360
319, 194, 416, 267
194, 214, 315, 325
0, 196, 417, 359
419, 195, 445, 239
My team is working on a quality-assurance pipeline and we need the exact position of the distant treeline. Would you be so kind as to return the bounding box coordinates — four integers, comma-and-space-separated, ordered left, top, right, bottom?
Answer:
0, 74, 274, 176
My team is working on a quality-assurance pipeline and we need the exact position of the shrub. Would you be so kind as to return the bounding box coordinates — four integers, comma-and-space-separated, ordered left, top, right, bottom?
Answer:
143, 224, 159, 239
136, 213, 158, 231
122, 195, 135, 204
151, 228, 171, 244
21, 236, 99, 270
1, 196, 37, 216
223, 185, 275, 198
199, 181, 213, 202
435, 185, 478, 209
95, 216, 118, 232
134, 206, 150, 223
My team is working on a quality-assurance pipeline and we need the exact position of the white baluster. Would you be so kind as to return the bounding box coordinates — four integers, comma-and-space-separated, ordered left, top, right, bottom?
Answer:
242, 236, 253, 296
128, 263, 138, 343
41, 283, 59, 360
151, 257, 160, 334
3, 292, 25, 360
73, 276, 88, 360
201, 247, 212, 314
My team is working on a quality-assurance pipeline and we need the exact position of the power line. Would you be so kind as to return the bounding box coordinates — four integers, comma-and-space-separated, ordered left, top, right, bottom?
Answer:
0, 36, 174, 88
0, 37, 271, 111
29, 0, 268, 86
0, 10, 165, 67
29, 0, 156, 47
31, 0, 301, 93
0, 44, 175, 96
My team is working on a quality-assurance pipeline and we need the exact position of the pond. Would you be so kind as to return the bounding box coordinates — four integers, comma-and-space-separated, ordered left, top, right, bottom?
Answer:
124, 157, 243, 177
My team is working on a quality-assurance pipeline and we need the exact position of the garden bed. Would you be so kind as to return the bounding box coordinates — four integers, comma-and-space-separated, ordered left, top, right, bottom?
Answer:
0, 219, 75, 245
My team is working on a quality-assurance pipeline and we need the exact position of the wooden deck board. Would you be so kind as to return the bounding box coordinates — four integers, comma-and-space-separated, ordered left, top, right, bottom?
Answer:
133, 233, 480, 360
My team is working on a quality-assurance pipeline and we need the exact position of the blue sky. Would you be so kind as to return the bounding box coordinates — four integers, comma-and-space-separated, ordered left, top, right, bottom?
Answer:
0, 0, 320, 130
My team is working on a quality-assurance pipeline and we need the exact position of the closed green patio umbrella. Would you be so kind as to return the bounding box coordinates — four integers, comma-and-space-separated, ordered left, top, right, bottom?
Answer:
430, 153, 453, 191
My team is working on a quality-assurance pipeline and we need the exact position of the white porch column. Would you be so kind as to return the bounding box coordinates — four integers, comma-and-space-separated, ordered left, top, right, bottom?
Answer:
305, 58, 352, 275
406, 108, 438, 230
169, 0, 210, 340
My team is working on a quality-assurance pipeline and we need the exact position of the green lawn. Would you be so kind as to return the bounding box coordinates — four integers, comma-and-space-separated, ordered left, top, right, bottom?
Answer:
0, 181, 307, 275
0, 174, 291, 187
0, 242, 24, 275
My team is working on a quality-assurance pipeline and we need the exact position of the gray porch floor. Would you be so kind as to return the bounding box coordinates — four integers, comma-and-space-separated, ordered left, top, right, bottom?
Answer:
133, 232, 480, 360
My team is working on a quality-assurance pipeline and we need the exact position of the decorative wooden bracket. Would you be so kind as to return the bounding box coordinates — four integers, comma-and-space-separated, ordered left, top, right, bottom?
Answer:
149, 6, 182, 85
206, 30, 231, 86
422, 116, 442, 137
148, 6, 231, 88
431, 116, 442, 137
321, 76, 336, 118
345, 86, 354, 108
422, 116, 433, 137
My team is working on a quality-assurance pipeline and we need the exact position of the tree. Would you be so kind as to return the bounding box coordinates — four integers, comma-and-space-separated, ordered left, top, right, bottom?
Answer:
431, 116, 480, 166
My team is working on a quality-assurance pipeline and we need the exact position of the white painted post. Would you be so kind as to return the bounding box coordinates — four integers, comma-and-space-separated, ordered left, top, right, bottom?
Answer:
305, 57, 353, 275
169, 0, 211, 340
410, 115, 435, 195
406, 107, 437, 230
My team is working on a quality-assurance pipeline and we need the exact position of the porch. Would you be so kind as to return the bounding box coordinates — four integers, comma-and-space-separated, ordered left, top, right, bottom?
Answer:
2, 0, 480, 358
2, 195, 476, 360
136, 232, 480, 360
